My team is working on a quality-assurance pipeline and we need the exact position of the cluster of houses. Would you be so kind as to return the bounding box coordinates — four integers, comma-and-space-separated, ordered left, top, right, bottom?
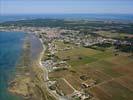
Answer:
70, 91, 91, 100
48, 42, 58, 54
42, 60, 70, 72
59, 30, 115, 47
60, 30, 132, 48
41, 41, 71, 72
1, 26, 132, 48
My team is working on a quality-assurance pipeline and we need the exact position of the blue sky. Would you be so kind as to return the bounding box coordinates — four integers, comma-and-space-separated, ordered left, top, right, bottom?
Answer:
0, 0, 133, 15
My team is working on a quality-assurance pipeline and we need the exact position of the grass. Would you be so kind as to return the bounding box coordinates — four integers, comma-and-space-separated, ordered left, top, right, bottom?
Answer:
102, 67, 122, 77
55, 41, 101, 67
68, 56, 97, 66
90, 80, 133, 100
101, 81, 133, 100
116, 76, 133, 92
89, 60, 115, 70
55, 43, 100, 59
96, 30, 133, 39
56, 78, 74, 95
49, 41, 133, 100
89, 60, 123, 77
54, 40, 74, 49
92, 51, 114, 59
106, 55, 133, 66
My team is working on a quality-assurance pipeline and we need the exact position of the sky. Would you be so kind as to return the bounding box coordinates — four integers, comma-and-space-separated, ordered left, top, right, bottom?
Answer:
0, 0, 133, 15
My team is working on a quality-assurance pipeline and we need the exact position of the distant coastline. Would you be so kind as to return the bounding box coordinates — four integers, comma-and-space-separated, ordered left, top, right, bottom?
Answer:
1, 13, 133, 23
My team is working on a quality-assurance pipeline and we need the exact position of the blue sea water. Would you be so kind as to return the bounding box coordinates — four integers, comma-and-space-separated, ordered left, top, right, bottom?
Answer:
0, 31, 25, 100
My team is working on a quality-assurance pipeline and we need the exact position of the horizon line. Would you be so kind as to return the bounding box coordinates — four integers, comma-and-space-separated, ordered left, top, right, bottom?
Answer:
1, 13, 133, 16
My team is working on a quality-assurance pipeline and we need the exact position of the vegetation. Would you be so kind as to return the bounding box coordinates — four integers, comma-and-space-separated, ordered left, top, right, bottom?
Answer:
49, 41, 133, 100
115, 44, 133, 53
1, 19, 133, 34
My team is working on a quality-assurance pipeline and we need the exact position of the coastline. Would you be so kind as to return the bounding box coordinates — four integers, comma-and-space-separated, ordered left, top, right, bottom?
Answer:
39, 39, 49, 80
8, 32, 57, 100
0, 31, 25, 100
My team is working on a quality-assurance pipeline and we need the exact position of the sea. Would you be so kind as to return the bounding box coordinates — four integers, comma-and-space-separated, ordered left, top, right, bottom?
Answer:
0, 31, 25, 100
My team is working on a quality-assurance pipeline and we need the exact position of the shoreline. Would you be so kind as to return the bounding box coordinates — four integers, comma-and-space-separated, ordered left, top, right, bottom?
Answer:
8, 32, 57, 100
8, 34, 31, 98
0, 31, 25, 100
38, 38, 48, 80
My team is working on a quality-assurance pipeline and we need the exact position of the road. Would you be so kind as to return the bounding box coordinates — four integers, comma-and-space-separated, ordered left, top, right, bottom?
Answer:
38, 38, 60, 100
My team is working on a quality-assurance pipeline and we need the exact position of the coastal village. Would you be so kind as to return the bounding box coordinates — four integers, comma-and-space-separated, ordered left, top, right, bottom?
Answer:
0, 25, 133, 100
1, 0, 133, 99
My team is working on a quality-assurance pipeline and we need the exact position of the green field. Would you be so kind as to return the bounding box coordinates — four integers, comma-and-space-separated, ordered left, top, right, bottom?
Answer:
96, 30, 133, 39
49, 41, 133, 100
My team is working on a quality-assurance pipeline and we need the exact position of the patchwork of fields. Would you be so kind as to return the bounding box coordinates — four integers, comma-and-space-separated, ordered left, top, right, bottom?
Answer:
49, 41, 133, 100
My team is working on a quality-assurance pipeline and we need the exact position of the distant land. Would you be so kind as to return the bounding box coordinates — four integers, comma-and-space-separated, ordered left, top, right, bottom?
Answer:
0, 14, 133, 23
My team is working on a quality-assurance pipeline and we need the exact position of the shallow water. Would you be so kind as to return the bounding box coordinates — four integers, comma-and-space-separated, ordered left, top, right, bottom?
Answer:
0, 31, 43, 100
29, 33, 43, 61
0, 31, 25, 100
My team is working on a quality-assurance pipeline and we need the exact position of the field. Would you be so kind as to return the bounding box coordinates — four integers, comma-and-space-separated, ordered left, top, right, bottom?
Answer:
95, 30, 133, 39
55, 78, 74, 95
49, 41, 133, 100
91, 79, 133, 100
